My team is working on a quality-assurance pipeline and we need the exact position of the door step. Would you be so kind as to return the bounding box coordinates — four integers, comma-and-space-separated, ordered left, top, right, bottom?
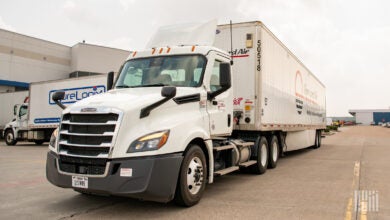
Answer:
213, 144, 234, 152
229, 140, 254, 147
214, 166, 239, 176
239, 160, 257, 167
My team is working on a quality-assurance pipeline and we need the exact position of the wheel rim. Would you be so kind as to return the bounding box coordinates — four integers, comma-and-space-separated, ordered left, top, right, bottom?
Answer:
272, 141, 278, 162
261, 143, 267, 166
6, 132, 13, 143
186, 156, 204, 195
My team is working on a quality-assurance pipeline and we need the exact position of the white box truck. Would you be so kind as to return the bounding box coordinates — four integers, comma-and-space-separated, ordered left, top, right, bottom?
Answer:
46, 21, 326, 206
3, 75, 108, 145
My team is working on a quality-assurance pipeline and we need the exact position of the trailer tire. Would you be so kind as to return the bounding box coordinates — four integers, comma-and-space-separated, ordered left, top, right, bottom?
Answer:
5, 129, 17, 146
174, 144, 207, 207
268, 135, 279, 169
249, 137, 268, 175
34, 140, 44, 145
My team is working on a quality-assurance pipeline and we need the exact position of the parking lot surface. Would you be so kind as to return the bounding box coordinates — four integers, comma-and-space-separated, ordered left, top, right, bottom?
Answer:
1, 126, 389, 220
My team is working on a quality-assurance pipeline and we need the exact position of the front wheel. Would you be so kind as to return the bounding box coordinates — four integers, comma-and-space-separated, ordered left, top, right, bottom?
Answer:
5, 130, 17, 146
174, 144, 207, 207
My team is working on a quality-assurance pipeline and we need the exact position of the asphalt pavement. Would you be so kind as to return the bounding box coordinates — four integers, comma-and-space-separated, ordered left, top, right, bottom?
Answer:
0, 126, 389, 220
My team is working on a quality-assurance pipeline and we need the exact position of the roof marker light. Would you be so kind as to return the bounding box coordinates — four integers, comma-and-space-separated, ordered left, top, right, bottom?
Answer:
167, 47, 171, 53
152, 48, 156, 55
191, 45, 196, 52
159, 48, 163, 54
132, 51, 137, 57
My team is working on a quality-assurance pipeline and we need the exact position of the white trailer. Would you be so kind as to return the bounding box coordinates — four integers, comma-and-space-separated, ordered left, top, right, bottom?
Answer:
215, 21, 326, 150
46, 21, 325, 206
3, 75, 108, 145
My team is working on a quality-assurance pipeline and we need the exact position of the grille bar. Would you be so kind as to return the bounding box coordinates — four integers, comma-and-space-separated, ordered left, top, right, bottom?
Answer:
59, 140, 111, 148
60, 130, 115, 136
61, 120, 117, 125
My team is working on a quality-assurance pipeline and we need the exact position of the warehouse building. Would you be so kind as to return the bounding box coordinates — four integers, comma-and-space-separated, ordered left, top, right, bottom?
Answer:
0, 28, 130, 93
349, 109, 390, 125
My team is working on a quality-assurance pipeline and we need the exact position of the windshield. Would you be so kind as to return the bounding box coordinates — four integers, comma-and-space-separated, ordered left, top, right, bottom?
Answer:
115, 55, 206, 88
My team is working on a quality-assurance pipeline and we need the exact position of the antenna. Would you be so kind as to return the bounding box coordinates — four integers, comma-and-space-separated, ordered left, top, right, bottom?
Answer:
230, 20, 234, 65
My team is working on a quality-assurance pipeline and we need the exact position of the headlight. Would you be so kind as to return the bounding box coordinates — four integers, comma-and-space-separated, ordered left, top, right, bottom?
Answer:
49, 128, 58, 148
127, 130, 169, 153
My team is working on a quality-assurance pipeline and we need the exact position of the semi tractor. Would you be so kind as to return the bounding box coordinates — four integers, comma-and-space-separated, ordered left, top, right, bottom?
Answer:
46, 21, 326, 207
3, 76, 108, 145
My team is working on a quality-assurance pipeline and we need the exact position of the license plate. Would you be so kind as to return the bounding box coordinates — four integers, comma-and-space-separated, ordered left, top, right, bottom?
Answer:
72, 176, 88, 189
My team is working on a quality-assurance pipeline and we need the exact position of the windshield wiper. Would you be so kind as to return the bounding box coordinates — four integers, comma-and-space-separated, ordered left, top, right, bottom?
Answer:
116, 85, 130, 88
130, 83, 166, 88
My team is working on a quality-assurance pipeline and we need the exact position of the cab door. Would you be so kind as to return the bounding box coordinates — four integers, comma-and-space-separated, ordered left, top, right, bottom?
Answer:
205, 54, 233, 136
18, 105, 28, 130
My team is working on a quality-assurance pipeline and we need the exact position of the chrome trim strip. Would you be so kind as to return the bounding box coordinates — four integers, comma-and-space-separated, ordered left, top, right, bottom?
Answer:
59, 140, 111, 148
60, 130, 115, 137
59, 150, 109, 158
61, 120, 117, 125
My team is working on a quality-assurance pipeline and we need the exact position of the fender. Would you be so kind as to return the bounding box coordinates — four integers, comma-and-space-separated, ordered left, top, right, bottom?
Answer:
181, 129, 214, 184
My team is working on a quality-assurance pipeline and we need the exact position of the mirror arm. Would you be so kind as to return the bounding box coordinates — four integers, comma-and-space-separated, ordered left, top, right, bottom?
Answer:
54, 100, 66, 110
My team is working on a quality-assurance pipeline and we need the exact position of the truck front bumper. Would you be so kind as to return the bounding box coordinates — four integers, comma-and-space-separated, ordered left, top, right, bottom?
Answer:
46, 151, 183, 203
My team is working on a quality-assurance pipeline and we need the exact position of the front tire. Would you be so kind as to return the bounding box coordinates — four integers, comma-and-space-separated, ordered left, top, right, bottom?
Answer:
249, 137, 268, 174
5, 130, 17, 146
174, 144, 207, 207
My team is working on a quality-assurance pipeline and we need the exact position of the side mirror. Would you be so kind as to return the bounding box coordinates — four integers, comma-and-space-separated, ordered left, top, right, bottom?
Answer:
161, 86, 176, 98
52, 91, 66, 109
107, 71, 114, 90
219, 62, 232, 89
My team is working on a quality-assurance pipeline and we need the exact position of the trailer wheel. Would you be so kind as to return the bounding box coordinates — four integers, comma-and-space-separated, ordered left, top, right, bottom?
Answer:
174, 144, 207, 207
250, 137, 268, 174
34, 140, 44, 145
5, 129, 17, 146
268, 135, 279, 169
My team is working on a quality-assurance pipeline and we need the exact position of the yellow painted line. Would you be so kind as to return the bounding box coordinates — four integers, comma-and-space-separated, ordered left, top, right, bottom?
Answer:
344, 161, 360, 220
361, 200, 367, 220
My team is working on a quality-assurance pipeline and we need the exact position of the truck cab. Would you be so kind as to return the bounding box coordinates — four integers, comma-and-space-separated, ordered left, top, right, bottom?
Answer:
46, 45, 238, 206
4, 103, 29, 145
4, 102, 53, 145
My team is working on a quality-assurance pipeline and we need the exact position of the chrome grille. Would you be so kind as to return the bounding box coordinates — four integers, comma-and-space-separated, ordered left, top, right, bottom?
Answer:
57, 109, 121, 176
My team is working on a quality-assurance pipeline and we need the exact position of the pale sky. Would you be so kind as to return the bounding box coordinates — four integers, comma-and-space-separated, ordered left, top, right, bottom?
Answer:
0, 0, 389, 116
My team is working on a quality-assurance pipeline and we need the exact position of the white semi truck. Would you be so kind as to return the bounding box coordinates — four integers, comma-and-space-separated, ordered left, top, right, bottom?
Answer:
3, 75, 108, 145
46, 21, 326, 206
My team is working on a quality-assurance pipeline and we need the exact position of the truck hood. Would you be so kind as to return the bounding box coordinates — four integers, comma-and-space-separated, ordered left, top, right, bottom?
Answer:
68, 87, 201, 112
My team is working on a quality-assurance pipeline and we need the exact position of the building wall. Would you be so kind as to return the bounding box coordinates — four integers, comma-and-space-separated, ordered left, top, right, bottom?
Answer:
355, 112, 373, 125
71, 43, 129, 74
0, 28, 130, 92
0, 29, 71, 84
